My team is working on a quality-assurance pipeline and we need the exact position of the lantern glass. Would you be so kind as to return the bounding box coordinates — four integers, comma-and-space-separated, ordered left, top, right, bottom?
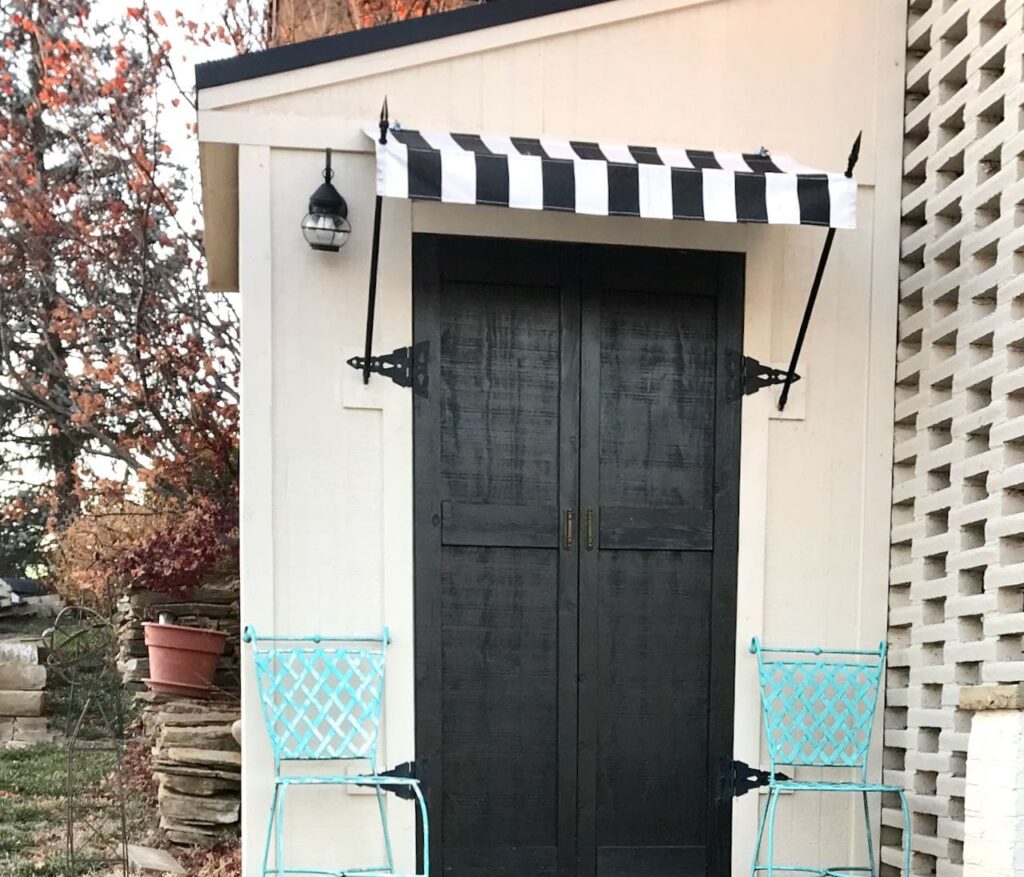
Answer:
301, 211, 351, 252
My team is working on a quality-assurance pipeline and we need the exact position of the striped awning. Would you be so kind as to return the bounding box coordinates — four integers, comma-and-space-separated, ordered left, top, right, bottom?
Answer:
366, 126, 857, 229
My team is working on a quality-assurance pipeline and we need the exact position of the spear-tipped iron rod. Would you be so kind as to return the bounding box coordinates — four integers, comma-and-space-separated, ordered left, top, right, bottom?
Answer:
777, 132, 862, 411
362, 99, 390, 385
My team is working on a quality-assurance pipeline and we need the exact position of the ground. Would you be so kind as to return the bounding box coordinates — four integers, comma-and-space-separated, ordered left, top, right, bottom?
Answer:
0, 742, 139, 876
0, 614, 240, 876
0, 734, 240, 876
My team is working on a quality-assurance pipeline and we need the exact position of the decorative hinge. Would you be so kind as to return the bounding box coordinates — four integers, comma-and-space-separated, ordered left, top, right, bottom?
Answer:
353, 760, 420, 800
743, 356, 798, 396
717, 758, 789, 800
347, 341, 430, 397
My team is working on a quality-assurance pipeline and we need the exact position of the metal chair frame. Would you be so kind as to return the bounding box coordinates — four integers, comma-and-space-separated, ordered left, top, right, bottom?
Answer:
244, 626, 429, 877
749, 638, 911, 877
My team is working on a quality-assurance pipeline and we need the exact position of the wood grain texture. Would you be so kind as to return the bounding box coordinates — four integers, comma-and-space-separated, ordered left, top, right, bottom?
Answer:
415, 236, 743, 877
599, 506, 713, 551
596, 286, 716, 512
416, 237, 574, 877
441, 501, 559, 548
582, 262, 721, 877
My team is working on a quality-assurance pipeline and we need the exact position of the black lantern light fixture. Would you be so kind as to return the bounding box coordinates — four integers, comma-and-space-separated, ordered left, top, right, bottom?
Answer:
302, 148, 351, 252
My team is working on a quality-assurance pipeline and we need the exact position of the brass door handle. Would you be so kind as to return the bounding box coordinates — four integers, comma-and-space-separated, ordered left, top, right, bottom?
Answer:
585, 508, 595, 551
565, 508, 575, 551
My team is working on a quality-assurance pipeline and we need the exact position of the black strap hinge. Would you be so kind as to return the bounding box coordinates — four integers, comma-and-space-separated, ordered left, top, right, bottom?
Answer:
741, 356, 799, 398
718, 758, 790, 800
353, 760, 419, 799
347, 341, 429, 397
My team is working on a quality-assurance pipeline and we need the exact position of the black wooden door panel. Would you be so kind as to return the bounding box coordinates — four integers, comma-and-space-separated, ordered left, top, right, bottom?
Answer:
578, 252, 739, 877
439, 281, 561, 508
598, 506, 713, 551
437, 278, 562, 877
415, 237, 741, 877
440, 546, 560, 877
415, 237, 581, 877
588, 282, 716, 876
594, 551, 712, 877
594, 286, 716, 513
441, 501, 559, 548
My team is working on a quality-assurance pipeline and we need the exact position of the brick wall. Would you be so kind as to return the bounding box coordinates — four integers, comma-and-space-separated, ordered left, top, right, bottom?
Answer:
886, 1, 1024, 874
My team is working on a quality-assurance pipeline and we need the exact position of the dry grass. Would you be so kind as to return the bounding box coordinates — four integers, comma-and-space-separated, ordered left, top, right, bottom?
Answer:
180, 841, 241, 877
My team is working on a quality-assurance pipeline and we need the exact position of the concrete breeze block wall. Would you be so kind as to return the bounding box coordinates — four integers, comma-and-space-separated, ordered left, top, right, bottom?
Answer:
886, 0, 1024, 874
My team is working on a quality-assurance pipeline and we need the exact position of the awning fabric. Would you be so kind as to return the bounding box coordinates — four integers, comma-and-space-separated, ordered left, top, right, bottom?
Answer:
366, 126, 857, 229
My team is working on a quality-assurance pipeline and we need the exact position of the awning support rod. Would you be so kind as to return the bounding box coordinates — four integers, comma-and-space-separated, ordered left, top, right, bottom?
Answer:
348, 100, 429, 397
361, 98, 389, 384
777, 132, 862, 412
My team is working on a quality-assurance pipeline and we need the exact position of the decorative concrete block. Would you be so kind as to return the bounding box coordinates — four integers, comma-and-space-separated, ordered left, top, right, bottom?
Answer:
886, 6, 1024, 873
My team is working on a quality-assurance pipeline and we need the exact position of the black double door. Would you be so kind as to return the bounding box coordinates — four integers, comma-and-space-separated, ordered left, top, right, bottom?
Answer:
413, 236, 742, 877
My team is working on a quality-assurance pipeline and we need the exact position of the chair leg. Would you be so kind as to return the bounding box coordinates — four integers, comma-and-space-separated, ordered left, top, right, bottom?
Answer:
411, 782, 430, 877
861, 791, 876, 877
765, 787, 781, 877
262, 783, 280, 877
374, 784, 395, 873
750, 790, 771, 876
275, 782, 288, 877
899, 791, 912, 877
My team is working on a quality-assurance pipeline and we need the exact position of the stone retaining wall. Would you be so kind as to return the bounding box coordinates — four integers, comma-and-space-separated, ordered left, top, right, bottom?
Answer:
142, 696, 241, 846
0, 640, 53, 747
115, 575, 242, 844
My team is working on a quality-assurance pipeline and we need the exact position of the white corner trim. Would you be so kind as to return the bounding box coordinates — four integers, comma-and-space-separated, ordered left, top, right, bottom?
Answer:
237, 143, 275, 860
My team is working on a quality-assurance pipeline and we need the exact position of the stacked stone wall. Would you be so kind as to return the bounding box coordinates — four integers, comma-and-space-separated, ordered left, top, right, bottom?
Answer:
0, 640, 52, 747
142, 698, 241, 846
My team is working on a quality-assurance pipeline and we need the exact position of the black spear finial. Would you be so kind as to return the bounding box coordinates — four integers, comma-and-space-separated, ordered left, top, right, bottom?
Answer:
379, 97, 389, 144
845, 131, 862, 178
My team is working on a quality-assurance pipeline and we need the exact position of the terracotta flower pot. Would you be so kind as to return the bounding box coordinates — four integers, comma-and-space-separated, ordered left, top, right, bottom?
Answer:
143, 622, 228, 699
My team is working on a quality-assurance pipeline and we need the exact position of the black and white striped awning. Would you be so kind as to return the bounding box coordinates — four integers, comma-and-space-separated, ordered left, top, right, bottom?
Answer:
366, 125, 857, 229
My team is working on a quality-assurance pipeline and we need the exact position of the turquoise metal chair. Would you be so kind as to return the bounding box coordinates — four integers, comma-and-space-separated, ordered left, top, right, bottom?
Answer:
243, 626, 428, 877
749, 638, 911, 877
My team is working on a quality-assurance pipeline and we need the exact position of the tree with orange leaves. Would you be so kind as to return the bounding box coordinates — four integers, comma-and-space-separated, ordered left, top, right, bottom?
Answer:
268, 0, 481, 46
0, 0, 474, 594
0, 1, 242, 597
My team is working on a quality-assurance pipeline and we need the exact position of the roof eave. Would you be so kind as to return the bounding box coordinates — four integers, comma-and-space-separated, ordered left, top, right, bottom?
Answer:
195, 0, 616, 90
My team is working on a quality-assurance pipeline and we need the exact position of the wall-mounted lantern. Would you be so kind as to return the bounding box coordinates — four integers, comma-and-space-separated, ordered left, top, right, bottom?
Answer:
301, 148, 351, 252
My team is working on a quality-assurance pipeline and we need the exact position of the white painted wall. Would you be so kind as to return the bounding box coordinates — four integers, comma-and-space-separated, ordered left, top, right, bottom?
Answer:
962, 709, 1024, 877
202, 1, 906, 873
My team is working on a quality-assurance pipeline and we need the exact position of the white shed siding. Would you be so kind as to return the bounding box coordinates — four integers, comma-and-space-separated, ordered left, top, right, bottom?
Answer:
206, 1, 907, 873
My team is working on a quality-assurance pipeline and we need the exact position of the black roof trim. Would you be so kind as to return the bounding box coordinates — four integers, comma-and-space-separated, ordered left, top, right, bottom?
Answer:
196, 0, 616, 90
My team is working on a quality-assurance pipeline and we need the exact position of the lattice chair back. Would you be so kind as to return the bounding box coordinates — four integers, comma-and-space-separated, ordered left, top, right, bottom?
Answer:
750, 638, 886, 775
245, 626, 388, 768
